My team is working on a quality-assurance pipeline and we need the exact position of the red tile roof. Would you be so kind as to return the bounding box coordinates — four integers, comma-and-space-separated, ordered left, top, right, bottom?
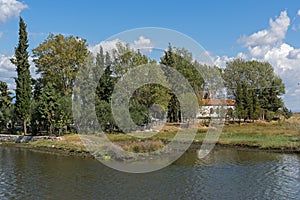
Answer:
201, 99, 235, 106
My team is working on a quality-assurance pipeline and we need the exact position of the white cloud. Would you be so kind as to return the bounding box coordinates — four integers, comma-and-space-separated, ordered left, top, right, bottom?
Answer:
209, 51, 247, 69
88, 39, 124, 56
0, 54, 14, 73
131, 36, 153, 53
0, 0, 28, 24
236, 11, 300, 74
214, 11, 293, 72
0, 54, 37, 92
0, 54, 16, 91
28, 57, 38, 80
212, 55, 234, 68
0, 32, 3, 38
210, 10, 300, 110
298, 9, 300, 16
240, 11, 300, 111
238, 11, 290, 47
88, 36, 153, 56
197, 51, 215, 66
287, 48, 300, 59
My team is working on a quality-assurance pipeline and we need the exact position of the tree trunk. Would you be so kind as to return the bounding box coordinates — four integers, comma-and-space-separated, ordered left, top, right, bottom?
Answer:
49, 123, 53, 135
23, 119, 27, 135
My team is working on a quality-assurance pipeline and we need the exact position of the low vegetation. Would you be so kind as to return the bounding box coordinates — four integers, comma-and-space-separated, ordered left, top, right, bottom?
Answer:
25, 115, 300, 155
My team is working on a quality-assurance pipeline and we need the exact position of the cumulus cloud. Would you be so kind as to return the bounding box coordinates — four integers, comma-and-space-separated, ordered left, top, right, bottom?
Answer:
236, 10, 300, 74
131, 36, 153, 53
213, 11, 292, 69
212, 56, 233, 68
240, 11, 300, 110
0, 0, 28, 24
239, 11, 290, 47
0, 54, 37, 92
88, 39, 124, 56
208, 52, 247, 69
0, 54, 14, 74
210, 11, 300, 110
88, 36, 153, 56
0, 54, 16, 90
298, 9, 300, 16
201, 52, 229, 68
287, 48, 300, 59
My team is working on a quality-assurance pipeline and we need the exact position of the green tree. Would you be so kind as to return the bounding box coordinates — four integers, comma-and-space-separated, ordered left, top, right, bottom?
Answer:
95, 100, 116, 133
32, 33, 88, 96
95, 48, 117, 132
129, 99, 150, 126
37, 82, 59, 134
223, 59, 285, 121
75, 52, 99, 132
0, 81, 12, 131
95, 43, 168, 132
111, 42, 148, 77
32, 34, 88, 133
96, 52, 115, 102
160, 44, 205, 122
160, 45, 181, 122
281, 106, 293, 119
10, 17, 32, 135
234, 83, 245, 122
31, 78, 45, 135
55, 95, 73, 135
132, 83, 171, 115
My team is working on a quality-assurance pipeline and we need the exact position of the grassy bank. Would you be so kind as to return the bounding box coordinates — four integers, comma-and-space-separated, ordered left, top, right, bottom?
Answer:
219, 120, 300, 150
29, 134, 87, 152
4, 116, 299, 155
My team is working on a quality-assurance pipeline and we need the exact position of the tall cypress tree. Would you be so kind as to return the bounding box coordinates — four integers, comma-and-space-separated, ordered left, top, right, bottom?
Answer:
160, 44, 181, 122
10, 17, 32, 135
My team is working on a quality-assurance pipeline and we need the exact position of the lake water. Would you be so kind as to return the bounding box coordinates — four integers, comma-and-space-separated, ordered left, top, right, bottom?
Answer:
0, 145, 299, 199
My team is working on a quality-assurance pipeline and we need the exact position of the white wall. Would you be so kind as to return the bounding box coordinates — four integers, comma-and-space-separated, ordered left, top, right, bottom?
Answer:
197, 105, 235, 118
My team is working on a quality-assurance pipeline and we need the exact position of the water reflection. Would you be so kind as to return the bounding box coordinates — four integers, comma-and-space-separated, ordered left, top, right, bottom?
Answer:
174, 149, 300, 199
0, 146, 299, 199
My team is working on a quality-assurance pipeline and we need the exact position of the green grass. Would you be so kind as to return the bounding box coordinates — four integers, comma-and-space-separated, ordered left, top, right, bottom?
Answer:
219, 132, 299, 149
27, 117, 300, 153
30, 136, 87, 153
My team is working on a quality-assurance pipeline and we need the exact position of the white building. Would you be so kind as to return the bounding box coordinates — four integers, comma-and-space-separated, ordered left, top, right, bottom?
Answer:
197, 99, 235, 118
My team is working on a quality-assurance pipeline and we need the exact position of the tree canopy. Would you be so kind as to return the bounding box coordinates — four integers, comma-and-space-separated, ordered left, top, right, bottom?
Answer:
32, 34, 89, 96
223, 58, 286, 121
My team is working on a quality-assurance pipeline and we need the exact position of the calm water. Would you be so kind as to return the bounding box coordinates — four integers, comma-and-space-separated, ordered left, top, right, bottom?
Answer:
0, 146, 300, 200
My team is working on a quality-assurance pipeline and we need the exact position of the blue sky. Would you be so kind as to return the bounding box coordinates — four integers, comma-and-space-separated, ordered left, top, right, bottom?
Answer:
1, 0, 300, 111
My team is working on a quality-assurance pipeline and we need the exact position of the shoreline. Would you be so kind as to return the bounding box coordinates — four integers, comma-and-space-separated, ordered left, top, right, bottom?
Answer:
190, 142, 300, 154
1, 138, 299, 159
1, 119, 300, 158
0, 142, 93, 158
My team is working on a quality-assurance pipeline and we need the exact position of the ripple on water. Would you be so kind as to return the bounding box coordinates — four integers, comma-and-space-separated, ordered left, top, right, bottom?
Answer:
0, 146, 300, 199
